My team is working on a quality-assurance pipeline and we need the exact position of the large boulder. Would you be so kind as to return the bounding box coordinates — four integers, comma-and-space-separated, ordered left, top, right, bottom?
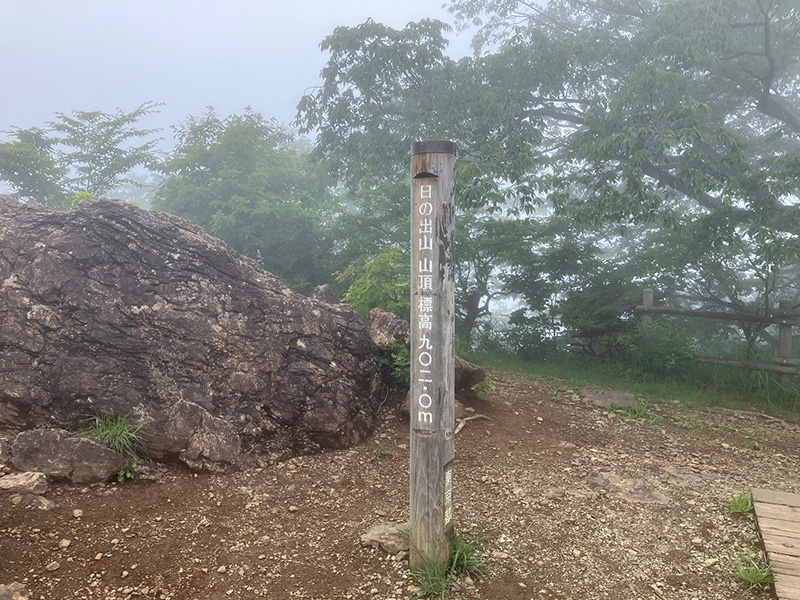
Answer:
0, 196, 383, 467
11, 429, 128, 483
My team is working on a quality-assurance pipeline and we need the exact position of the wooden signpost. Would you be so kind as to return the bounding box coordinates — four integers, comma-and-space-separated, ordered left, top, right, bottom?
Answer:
409, 140, 456, 570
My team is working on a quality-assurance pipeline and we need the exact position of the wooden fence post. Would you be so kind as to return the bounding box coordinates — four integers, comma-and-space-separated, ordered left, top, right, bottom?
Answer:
409, 140, 456, 570
642, 289, 654, 333
779, 300, 793, 386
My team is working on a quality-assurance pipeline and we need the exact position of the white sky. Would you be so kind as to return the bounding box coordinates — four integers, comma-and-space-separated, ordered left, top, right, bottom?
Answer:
0, 0, 472, 140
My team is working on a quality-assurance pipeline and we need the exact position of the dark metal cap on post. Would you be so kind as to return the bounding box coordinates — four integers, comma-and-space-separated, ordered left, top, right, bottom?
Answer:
411, 140, 457, 156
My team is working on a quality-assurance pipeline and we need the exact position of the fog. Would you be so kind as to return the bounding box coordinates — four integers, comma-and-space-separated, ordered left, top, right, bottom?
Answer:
0, 0, 472, 137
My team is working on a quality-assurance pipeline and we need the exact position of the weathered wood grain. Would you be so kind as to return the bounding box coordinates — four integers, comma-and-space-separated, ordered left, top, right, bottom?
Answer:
409, 141, 457, 570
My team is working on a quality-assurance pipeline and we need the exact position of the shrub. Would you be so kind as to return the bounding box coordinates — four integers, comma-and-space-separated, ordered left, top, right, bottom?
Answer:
335, 245, 410, 321
617, 318, 695, 379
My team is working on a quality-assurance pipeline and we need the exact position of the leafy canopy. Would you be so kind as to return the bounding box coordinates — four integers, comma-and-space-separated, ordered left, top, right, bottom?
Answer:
0, 101, 162, 209
299, 0, 800, 345
153, 109, 334, 291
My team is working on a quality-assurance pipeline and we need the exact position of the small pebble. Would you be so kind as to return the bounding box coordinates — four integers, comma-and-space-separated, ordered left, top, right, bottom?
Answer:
45, 561, 60, 572
72, 509, 83, 518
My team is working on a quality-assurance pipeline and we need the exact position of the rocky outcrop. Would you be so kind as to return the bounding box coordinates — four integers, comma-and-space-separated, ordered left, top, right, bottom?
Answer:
0, 196, 383, 468
145, 401, 241, 473
367, 308, 485, 392
310, 284, 339, 304
368, 308, 409, 347
11, 430, 128, 483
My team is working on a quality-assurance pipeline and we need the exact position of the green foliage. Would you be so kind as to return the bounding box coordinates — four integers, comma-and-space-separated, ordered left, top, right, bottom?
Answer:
461, 348, 800, 416
390, 342, 411, 390
617, 319, 695, 379
336, 245, 410, 321
379, 339, 412, 391
0, 126, 67, 207
300, 0, 800, 353
728, 491, 755, 520
154, 109, 333, 291
473, 314, 555, 361
410, 528, 485, 599
117, 459, 139, 483
560, 284, 640, 337
449, 529, 486, 580
0, 102, 162, 207
81, 414, 145, 482
473, 379, 495, 396
612, 400, 662, 426
49, 102, 162, 198
733, 555, 773, 591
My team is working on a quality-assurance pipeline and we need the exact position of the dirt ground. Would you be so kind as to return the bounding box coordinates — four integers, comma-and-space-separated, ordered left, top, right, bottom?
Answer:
2, 366, 800, 600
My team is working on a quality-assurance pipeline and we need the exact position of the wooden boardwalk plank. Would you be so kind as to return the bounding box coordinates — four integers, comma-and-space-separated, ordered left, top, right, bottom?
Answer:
753, 488, 800, 600
769, 553, 800, 575
774, 573, 800, 599
759, 518, 800, 539
756, 503, 800, 523
754, 488, 800, 508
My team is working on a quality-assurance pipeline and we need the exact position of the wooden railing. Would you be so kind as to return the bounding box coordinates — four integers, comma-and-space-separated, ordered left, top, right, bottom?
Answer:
635, 289, 798, 384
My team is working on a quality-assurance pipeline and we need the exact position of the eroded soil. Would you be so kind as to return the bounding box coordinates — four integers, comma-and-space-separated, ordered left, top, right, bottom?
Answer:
2, 367, 799, 600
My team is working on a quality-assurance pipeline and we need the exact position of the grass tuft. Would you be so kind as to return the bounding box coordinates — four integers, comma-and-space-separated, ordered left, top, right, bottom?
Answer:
81, 414, 145, 482
728, 491, 755, 519
410, 528, 485, 598
734, 555, 773, 590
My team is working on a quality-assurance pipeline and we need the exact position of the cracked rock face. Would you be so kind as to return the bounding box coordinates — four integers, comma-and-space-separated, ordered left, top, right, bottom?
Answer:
11, 429, 128, 483
0, 196, 383, 468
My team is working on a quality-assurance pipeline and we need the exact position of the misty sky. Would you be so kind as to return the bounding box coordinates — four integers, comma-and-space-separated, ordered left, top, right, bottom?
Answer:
0, 1, 472, 141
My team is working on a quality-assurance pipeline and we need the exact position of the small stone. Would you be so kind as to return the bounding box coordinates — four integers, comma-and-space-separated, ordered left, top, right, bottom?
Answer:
288, 506, 299, 513
73, 509, 84, 518
360, 522, 409, 554
94, 553, 103, 560
45, 561, 60, 572
28, 496, 56, 510
121, 570, 129, 579
0, 582, 30, 599
217, 566, 227, 573
58, 539, 71, 549
0, 471, 48, 495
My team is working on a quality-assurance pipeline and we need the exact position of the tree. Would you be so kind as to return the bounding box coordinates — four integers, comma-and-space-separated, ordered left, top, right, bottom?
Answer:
298, 0, 800, 351
153, 109, 334, 291
48, 101, 162, 198
0, 126, 67, 207
0, 101, 162, 208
